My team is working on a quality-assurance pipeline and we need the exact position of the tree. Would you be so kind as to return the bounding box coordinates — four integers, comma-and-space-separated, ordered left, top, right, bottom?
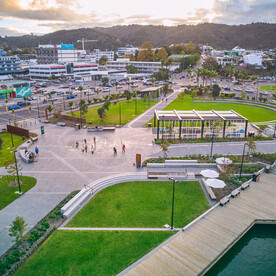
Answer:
78, 85, 83, 98
212, 84, 221, 98
137, 41, 154, 61
101, 77, 109, 86
163, 83, 169, 96
103, 100, 111, 111
9, 216, 27, 244
126, 65, 139, 74
247, 137, 256, 155
160, 139, 170, 158
156, 48, 168, 61
79, 99, 88, 117
50, 74, 56, 80
99, 55, 108, 65
191, 90, 197, 99
241, 91, 246, 100
186, 41, 196, 52
47, 105, 53, 113
97, 107, 107, 121
68, 101, 73, 112
203, 57, 219, 71
170, 44, 186, 54
124, 90, 132, 102
257, 125, 267, 136
143, 94, 148, 104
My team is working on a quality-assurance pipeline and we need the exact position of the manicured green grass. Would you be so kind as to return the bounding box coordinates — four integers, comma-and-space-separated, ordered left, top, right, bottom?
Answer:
15, 230, 174, 276
0, 176, 37, 210
0, 133, 25, 166
259, 85, 276, 92
72, 99, 157, 125
68, 181, 210, 228
149, 95, 276, 123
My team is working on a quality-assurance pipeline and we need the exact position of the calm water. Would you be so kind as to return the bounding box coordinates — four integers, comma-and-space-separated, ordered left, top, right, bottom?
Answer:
205, 224, 276, 276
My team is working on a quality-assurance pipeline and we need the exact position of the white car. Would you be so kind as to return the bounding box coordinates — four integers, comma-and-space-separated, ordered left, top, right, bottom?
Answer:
245, 89, 254, 93
131, 84, 138, 88
103, 87, 110, 92
116, 85, 123, 89
87, 92, 95, 96
261, 92, 269, 96
234, 88, 242, 91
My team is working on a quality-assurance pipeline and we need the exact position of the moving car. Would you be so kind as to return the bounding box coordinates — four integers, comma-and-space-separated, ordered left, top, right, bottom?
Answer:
8, 105, 21, 110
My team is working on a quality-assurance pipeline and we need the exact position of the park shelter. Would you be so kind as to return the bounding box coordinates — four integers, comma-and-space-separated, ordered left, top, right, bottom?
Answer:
154, 110, 248, 140
138, 86, 163, 99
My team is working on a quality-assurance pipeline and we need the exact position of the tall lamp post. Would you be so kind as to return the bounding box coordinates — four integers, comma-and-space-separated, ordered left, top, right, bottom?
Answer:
169, 177, 179, 231
210, 124, 214, 158
13, 150, 21, 193
162, 115, 165, 142
37, 97, 40, 118
239, 142, 248, 181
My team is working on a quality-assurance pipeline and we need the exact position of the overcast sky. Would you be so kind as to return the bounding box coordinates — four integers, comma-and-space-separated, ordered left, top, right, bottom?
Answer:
0, 0, 275, 36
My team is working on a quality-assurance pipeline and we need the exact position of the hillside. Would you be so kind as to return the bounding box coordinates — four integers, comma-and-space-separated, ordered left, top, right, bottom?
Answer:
0, 23, 275, 51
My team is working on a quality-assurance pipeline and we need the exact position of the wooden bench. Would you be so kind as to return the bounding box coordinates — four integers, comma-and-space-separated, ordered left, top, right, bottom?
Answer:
202, 178, 216, 201
103, 127, 115, 131
87, 127, 103, 132
231, 189, 240, 198
241, 182, 250, 190
30, 137, 38, 143
220, 196, 230, 206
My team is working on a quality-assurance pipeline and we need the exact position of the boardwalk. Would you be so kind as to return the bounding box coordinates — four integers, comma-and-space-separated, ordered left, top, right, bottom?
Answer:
122, 173, 276, 276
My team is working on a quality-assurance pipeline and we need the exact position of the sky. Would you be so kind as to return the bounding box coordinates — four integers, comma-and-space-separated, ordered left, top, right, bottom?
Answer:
0, 0, 275, 36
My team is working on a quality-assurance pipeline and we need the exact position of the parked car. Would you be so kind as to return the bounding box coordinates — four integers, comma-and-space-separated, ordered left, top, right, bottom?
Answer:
87, 92, 95, 96
116, 85, 123, 89
245, 89, 254, 93
261, 92, 269, 96
17, 101, 31, 107
103, 87, 110, 92
57, 91, 65, 95
67, 95, 75, 99
224, 87, 231, 91
48, 98, 57, 102
8, 105, 21, 110
234, 88, 242, 91
105, 84, 112, 87
131, 84, 138, 88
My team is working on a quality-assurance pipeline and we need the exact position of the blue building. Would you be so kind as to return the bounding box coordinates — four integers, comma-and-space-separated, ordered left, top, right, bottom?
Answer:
0, 49, 21, 75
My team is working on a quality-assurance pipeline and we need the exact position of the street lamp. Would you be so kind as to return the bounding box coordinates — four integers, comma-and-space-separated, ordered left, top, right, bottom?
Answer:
162, 115, 165, 142
210, 124, 214, 158
169, 177, 179, 231
13, 150, 22, 194
239, 142, 248, 181
37, 97, 40, 118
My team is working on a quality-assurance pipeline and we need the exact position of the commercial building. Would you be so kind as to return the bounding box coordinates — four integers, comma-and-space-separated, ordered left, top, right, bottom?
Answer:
117, 45, 138, 57
95, 49, 114, 61
29, 63, 98, 79
154, 110, 248, 140
0, 49, 20, 75
0, 80, 31, 99
243, 54, 263, 66
106, 58, 161, 73
35, 44, 79, 64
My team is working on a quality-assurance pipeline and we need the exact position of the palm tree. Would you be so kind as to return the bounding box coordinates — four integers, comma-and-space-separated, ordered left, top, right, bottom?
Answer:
195, 68, 202, 86
78, 85, 83, 99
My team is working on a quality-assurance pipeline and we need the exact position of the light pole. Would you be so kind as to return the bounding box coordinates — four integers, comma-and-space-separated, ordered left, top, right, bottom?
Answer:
162, 115, 165, 142
119, 102, 121, 125
13, 150, 21, 193
239, 142, 248, 181
169, 177, 179, 231
210, 124, 214, 158
37, 97, 40, 118
10, 131, 14, 148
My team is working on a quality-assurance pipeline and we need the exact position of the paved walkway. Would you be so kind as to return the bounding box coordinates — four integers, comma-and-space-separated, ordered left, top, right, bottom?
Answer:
1, 92, 276, 256
121, 173, 276, 275
59, 227, 182, 231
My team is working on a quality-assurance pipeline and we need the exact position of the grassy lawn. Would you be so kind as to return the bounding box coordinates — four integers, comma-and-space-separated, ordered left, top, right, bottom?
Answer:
0, 176, 37, 210
67, 181, 210, 228
148, 95, 276, 124
259, 85, 276, 92
71, 99, 157, 125
15, 230, 174, 276
0, 132, 25, 166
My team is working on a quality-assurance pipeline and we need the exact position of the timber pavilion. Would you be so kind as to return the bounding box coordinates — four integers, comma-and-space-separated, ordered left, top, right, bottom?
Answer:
154, 110, 248, 140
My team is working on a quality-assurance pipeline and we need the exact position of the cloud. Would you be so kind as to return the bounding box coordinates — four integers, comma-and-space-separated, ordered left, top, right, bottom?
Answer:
0, 27, 26, 37
212, 0, 276, 24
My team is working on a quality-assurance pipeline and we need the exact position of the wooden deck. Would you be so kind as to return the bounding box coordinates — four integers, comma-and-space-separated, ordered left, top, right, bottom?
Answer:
122, 173, 276, 276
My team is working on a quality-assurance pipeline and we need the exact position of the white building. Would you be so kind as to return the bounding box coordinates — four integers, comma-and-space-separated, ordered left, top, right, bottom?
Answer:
29, 63, 98, 79
95, 49, 114, 61
117, 45, 138, 57
0, 49, 21, 75
106, 58, 161, 73
243, 54, 263, 66
217, 56, 234, 66
202, 45, 213, 54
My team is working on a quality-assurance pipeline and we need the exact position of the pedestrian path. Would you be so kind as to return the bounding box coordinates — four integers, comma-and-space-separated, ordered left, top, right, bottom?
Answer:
59, 227, 182, 231
126, 90, 182, 128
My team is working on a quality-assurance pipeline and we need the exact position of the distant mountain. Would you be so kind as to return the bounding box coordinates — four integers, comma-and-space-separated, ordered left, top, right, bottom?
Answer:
0, 23, 275, 51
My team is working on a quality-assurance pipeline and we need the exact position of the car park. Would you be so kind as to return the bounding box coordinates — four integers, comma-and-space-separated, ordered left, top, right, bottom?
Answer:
8, 105, 21, 110
67, 95, 75, 99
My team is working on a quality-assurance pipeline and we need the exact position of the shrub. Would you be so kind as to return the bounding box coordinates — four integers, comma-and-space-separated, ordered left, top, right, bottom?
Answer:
49, 213, 56, 219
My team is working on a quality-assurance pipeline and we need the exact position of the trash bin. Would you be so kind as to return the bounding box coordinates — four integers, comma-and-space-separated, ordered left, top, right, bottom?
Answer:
148, 123, 151, 127
265, 165, 270, 173
75, 124, 80, 130
252, 172, 260, 182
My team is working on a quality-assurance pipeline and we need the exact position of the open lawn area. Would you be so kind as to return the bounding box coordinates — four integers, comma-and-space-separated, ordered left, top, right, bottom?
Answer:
259, 85, 276, 92
67, 181, 210, 228
0, 176, 37, 210
158, 95, 276, 123
70, 99, 157, 125
0, 133, 25, 166
15, 230, 174, 276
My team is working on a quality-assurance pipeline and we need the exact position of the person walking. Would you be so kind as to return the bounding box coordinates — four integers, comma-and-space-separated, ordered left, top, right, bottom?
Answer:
93, 137, 96, 145
35, 146, 39, 156
76, 141, 79, 148
122, 144, 126, 153
91, 144, 94, 154
84, 138, 87, 144
84, 144, 88, 153
113, 147, 117, 155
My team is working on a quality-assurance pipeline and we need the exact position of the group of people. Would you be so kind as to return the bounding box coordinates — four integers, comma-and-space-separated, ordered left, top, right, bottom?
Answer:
75, 137, 97, 155
113, 144, 126, 155
25, 146, 39, 161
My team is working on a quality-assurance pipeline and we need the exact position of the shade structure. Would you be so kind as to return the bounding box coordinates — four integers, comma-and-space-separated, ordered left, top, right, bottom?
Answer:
216, 157, 233, 165
205, 178, 226, 188
200, 169, 219, 178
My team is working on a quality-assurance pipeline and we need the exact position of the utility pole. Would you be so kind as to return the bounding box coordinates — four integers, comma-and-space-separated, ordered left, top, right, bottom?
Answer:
77, 38, 97, 51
